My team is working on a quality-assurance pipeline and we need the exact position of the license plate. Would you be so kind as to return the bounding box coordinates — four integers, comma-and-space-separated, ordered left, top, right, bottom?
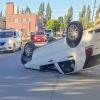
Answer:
37, 39, 40, 41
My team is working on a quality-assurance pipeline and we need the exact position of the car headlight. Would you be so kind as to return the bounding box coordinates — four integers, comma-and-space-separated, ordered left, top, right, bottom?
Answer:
34, 37, 37, 39
7, 40, 13, 45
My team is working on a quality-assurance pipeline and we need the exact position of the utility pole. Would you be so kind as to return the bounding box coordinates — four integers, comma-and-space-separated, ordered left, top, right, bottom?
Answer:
27, 8, 30, 36
20, 3, 24, 36
92, 0, 96, 22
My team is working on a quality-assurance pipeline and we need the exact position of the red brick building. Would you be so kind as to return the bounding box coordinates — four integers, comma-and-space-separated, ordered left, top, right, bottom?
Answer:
6, 2, 43, 35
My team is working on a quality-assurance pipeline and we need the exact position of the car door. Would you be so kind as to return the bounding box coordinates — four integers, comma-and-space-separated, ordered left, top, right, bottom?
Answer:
93, 29, 100, 55
15, 31, 21, 48
33, 44, 54, 66
14, 31, 18, 49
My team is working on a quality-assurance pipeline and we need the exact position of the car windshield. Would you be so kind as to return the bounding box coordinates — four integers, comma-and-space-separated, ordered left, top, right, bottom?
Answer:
0, 31, 13, 38
36, 32, 44, 35
45, 30, 51, 33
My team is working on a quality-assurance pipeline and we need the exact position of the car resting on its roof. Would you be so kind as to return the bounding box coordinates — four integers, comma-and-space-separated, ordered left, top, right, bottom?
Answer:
21, 21, 100, 74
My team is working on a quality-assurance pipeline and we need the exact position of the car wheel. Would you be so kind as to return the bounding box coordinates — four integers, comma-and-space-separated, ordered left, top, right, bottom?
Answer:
66, 21, 83, 48
24, 41, 36, 58
21, 53, 27, 65
11, 44, 15, 53
19, 43, 22, 50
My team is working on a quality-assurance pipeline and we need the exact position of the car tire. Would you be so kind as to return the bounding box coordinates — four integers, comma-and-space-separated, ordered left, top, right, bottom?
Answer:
66, 21, 83, 48
19, 43, 22, 50
24, 41, 36, 58
21, 53, 27, 65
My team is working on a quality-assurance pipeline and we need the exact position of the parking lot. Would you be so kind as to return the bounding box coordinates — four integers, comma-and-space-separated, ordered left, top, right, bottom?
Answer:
0, 42, 100, 100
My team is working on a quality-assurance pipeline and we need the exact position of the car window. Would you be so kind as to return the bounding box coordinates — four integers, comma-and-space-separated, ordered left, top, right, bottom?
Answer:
45, 30, 51, 33
0, 31, 13, 38
36, 32, 44, 35
15, 31, 19, 37
95, 29, 100, 33
14, 31, 17, 38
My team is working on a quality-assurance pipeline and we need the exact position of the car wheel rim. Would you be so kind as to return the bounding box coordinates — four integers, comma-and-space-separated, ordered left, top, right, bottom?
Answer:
25, 45, 33, 57
68, 25, 78, 40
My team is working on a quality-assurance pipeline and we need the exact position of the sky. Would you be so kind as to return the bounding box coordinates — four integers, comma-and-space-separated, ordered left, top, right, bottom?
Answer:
0, 0, 100, 21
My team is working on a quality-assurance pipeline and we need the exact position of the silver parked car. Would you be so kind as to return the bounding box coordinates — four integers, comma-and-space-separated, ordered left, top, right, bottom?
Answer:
0, 30, 22, 53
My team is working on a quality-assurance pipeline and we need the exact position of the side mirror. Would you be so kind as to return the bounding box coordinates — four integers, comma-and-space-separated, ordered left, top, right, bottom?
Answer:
14, 35, 17, 38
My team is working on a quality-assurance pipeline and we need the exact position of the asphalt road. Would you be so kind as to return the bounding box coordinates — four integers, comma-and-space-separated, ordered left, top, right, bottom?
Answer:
0, 43, 100, 100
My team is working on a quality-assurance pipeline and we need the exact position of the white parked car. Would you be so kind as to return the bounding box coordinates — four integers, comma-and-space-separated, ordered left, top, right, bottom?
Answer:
62, 31, 66, 37
45, 29, 53, 38
21, 21, 100, 74
0, 30, 22, 53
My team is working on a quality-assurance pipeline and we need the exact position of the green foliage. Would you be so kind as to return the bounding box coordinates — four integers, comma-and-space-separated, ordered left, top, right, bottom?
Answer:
79, 5, 92, 30
38, 2, 45, 16
22, 8, 25, 14
25, 6, 31, 13
63, 6, 73, 30
95, 4, 100, 20
46, 20, 60, 32
46, 3, 52, 21
57, 16, 64, 30
0, 11, 4, 29
79, 5, 86, 23
86, 5, 91, 22
0, 11, 3, 19
81, 5, 86, 18
65, 6, 73, 22
58, 16, 63, 23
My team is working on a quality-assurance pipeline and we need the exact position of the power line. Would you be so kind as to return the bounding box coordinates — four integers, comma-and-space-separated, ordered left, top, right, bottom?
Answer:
52, 12, 79, 13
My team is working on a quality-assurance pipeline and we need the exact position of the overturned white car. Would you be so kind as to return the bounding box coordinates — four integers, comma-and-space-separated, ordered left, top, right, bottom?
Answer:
21, 21, 100, 74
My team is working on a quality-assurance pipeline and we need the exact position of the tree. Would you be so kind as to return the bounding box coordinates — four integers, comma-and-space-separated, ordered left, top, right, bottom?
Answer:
42, 2, 45, 15
58, 16, 64, 30
46, 3, 52, 21
25, 6, 31, 13
0, 11, 3, 28
79, 5, 86, 29
63, 14, 67, 30
63, 6, 73, 30
58, 16, 63, 23
86, 5, 91, 22
66, 6, 73, 22
38, 2, 45, 16
79, 5, 92, 30
22, 8, 25, 14
79, 5, 86, 22
46, 20, 60, 32
0, 11, 3, 19
95, 4, 100, 20
81, 5, 86, 19
84, 5, 91, 29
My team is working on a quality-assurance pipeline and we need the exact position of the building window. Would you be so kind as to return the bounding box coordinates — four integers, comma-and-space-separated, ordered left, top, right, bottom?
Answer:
14, 18, 18, 23
9, 18, 11, 22
27, 18, 31, 22
21, 18, 26, 22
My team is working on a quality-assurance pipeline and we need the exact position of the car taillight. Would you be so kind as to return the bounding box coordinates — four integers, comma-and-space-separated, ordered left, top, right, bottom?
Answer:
34, 36, 37, 39
88, 30, 93, 34
85, 46, 93, 57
